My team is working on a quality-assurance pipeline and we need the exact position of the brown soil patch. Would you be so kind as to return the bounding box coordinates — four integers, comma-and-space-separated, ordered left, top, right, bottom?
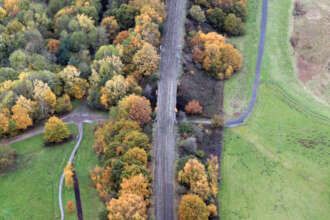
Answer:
297, 56, 321, 83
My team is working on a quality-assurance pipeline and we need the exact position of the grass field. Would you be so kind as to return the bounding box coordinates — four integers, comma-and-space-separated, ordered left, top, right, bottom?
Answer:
0, 124, 104, 220
219, 0, 330, 219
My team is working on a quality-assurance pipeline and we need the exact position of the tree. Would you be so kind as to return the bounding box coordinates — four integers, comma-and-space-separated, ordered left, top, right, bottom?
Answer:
4, 0, 20, 17
122, 147, 148, 166
0, 110, 10, 136
44, 116, 70, 143
189, 5, 206, 23
111, 4, 138, 30
185, 100, 203, 115
133, 42, 160, 78
178, 194, 209, 220
64, 163, 74, 188
122, 130, 150, 151
9, 50, 28, 71
178, 159, 210, 200
208, 204, 217, 217
101, 16, 119, 40
118, 95, 152, 126
11, 103, 33, 130
107, 193, 147, 220
47, 39, 61, 54
33, 80, 57, 119
100, 75, 128, 109
55, 94, 72, 114
206, 8, 225, 32
119, 174, 150, 201
224, 13, 245, 36
134, 10, 161, 47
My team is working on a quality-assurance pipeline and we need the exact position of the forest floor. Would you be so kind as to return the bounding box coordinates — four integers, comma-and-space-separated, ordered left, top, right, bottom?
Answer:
219, 0, 330, 219
0, 124, 104, 220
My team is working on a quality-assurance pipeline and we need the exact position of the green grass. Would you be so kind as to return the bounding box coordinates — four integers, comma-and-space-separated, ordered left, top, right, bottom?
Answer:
0, 124, 104, 220
219, 0, 330, 219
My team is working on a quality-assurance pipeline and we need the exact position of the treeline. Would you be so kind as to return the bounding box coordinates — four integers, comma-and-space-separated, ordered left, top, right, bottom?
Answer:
0, 0, 164, 137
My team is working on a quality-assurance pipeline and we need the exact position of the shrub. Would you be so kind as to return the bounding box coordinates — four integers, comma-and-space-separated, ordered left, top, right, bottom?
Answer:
207, 155, 219, 197
0, 145, 16, 172
185, 100, 203, 115
179, 122, 195, 137
178, 194, 209, 220
189, 5, 206, 23
211, 114, 224, 128
208, 203, 217, 217
44, 116, 70, 144
66, 200, 75, 214
64, 163, 74, 188
119, 174, 151, 201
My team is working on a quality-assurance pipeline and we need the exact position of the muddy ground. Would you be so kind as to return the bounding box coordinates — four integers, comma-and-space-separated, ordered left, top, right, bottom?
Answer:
291, 0, 330, 104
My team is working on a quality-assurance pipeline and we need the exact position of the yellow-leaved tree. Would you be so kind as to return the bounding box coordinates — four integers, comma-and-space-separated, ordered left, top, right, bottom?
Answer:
44, 116, 70, 144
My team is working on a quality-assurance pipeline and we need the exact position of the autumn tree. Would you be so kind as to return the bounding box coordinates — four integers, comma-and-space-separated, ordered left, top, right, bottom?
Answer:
107, 193, 147, 220
133, 42, 160, 78
208, 204, 217, 217
189, 5, 206, 23
178, 159, 210, 200
178, 194, 209, 220
185, 100, 203, 115
44, 116, 70, 143
191, 31, 242, 80
0, 112, 10, 136
47, 39, 60, 54
4, 0, 20, 17
122, 147, 148, 167
58, 65, 89, 100
118, 95, 152, 126
119, 174, 150, 201
55, 94, 72, 114
101, 16, 119, 40
90, 166, 111, 201
100, 75, 128, 109
33, 80, 56, 119
64, 163, 74, 188
207, 155, 219, 197
11, 103, 33, 130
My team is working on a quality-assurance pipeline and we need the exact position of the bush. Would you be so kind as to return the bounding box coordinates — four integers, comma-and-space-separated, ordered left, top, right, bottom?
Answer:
66, 200, 74, 214
178, 194, 209, 220
0, 145, 16, 172
189, 5, 206, 23
44, 116, 71, 144
179, 122, 195, 137
185, 100, 203, 115
211, 114, 224, 128
122, 147, 148, 167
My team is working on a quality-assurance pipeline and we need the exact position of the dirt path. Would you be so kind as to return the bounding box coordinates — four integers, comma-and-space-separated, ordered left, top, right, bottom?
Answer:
5, 103, 107, 145
154, 0, 186, 219
225, 0, 268, 127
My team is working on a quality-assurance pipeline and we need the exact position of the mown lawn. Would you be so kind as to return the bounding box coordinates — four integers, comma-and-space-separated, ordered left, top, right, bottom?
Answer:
0, 123, 104, 220
219, 0, 330, 219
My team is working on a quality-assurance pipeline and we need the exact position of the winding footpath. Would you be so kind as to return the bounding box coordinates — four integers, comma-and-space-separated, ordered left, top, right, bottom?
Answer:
59, 122, 83, 220
154, 0, 186, 220
225, 0, 268, 128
